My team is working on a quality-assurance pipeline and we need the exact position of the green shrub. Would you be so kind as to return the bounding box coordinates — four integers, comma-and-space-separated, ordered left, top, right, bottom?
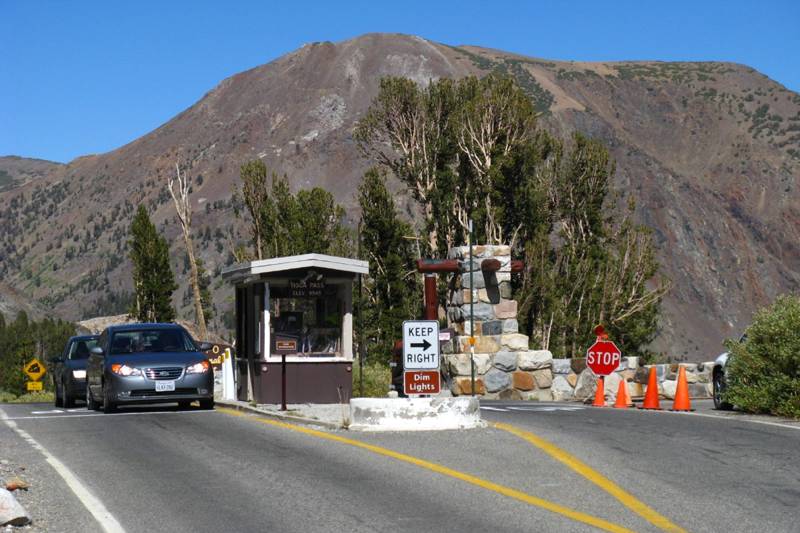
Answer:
724, 295, 800, 418
351, 361, 391, 398
0, 389, 18, 403
8, 390, 55, 403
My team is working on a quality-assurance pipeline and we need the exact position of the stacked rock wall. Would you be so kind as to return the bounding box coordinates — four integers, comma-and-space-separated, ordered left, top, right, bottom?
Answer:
443, 245, 554, 400
551, 358, 716, 403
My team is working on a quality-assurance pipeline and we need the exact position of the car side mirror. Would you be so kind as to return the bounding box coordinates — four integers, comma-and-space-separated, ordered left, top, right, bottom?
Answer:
197, 342, 213, 352
90, 346, 104, 356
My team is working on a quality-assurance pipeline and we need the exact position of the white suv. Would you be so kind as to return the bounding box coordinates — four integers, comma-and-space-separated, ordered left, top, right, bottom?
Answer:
712, 333, 746, 410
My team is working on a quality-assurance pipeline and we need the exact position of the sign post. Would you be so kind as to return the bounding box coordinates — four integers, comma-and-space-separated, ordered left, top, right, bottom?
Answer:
402, 320, 441, 396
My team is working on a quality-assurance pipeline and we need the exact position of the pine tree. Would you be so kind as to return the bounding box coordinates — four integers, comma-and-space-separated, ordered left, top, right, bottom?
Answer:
358, 168, 420, 360
234, 163, 353, 259
357, 76, 669, 360
129, 205, 177, 323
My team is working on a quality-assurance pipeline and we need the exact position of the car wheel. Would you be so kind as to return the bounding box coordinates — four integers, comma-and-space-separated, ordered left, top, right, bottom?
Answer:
86, 385, 100, 411
54, 382, 63, 407
62, 383, 75, 409
199, 398, 215, 410
713, 371, 733, 410
103, 384, 117, 413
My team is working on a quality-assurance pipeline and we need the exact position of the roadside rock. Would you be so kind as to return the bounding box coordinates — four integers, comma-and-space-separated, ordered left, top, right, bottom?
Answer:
571, 357, 587, 374
662, 379, 677, 399
447, 353, 492, 376
551, 375, 574, 401
573, 368, 598, 400
551, 358, 572, 375
532, 369, 553, 389
566, 372, 578, 387
512, 371, 534, 391
0, 488, 31, 527
493, 351, 518, 372
518, 350, 553, 370
484, 369, 511, 393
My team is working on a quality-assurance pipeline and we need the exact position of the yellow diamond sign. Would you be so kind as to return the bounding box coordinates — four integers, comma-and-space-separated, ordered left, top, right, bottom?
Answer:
24, 358, 46, 381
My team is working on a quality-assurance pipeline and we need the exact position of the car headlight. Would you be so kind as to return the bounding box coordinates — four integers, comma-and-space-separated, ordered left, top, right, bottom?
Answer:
72, 370, 87, 379
110, 364, 141, 376
186, 361, 210, 374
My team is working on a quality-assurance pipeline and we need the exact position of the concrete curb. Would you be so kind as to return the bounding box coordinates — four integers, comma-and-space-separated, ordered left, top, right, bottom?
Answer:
215, 400, 345, 430
350, 397, 483, 431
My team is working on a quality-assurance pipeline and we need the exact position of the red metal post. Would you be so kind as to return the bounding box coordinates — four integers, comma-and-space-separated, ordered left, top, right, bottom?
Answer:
424, 274, 438, 321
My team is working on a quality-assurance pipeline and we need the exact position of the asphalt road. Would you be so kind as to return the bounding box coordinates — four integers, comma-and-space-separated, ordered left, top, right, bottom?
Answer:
1, 401, 798, 533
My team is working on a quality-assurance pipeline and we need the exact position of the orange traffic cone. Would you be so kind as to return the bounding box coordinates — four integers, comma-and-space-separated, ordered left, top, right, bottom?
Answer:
592, 377, 606, 407
639, 367, 662, 410
613, 378, 632, 408
671, 365, 694, 411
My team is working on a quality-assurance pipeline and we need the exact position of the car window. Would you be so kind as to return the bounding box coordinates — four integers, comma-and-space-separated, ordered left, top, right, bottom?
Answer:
109, 329, 195, 354
68, 338, 99, 360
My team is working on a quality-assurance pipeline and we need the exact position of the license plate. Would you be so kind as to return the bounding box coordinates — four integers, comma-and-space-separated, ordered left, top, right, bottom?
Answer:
155, 381, 175, 392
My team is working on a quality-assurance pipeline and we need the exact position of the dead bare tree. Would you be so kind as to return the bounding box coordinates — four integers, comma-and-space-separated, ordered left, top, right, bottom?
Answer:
168, 162, 207, 340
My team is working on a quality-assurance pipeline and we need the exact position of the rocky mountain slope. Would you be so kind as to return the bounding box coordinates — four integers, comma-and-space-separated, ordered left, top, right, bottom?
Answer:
1, 33, 798, 359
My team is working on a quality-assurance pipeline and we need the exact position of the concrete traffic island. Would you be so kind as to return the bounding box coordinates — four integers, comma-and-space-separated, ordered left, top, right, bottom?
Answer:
349, 397, 482, 431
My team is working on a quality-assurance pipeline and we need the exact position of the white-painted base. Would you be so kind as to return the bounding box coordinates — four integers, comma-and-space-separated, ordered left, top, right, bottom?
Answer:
349, 397, 482, 431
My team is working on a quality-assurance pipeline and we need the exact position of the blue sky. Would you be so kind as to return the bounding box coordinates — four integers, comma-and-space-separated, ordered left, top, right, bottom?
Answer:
2, 0, 798, 163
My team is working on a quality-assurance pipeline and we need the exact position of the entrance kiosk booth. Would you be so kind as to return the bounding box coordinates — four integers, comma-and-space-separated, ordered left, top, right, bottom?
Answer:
222, 254, 368, 404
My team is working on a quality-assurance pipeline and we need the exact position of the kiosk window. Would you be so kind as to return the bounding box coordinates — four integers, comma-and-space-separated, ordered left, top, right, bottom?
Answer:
270, 290, 341, 356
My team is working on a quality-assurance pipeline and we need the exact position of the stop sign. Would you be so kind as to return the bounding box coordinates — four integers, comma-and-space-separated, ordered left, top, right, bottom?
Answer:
586, 339, 622, 376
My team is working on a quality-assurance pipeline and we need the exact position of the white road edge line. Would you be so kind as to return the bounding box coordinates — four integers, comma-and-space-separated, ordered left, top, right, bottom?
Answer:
479, 406, 509, 412
0, 407, 126, 533
7, 409, 216, 421
651, 408, 800, 431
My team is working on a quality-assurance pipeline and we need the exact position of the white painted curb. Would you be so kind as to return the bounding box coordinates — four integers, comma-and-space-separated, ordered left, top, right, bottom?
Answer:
349, 397, 482, 431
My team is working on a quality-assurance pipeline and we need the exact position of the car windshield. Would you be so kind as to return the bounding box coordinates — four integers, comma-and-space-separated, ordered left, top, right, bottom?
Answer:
109, 329, 196, 354
69, 338, 99, 360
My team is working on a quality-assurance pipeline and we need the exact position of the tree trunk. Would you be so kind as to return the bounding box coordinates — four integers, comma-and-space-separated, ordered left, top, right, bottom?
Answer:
168, 163, 208, 340
184, 229, 207, 341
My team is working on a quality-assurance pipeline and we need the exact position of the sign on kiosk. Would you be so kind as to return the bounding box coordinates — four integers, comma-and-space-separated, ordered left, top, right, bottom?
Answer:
402, 320, 441, 395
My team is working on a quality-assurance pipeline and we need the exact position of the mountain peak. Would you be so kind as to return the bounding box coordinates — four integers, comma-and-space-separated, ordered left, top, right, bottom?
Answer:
1, 36, 798, 360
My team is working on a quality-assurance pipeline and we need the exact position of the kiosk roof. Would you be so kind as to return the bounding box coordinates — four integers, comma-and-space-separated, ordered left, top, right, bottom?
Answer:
222, 253, 369, 282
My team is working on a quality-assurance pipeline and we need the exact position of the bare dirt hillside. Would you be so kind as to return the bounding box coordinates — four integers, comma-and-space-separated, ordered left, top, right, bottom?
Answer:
1, 33, 798, 359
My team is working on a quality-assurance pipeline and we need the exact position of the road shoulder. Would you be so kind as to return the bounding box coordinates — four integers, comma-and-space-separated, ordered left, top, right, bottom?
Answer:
0, 406, 104, 533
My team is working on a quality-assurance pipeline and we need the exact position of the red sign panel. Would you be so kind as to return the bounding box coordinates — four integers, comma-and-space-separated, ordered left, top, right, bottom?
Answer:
586, 339, 622, 376
404, 370, 441, 395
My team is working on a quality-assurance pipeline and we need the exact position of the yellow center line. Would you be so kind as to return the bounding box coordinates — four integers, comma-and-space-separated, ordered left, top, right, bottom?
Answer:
492, 422, 686, 533
218, 408, 635, 533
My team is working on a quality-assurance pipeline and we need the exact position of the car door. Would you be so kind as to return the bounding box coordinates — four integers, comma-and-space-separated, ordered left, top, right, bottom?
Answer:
87, 331, 107, 396
55, 339, 72, 388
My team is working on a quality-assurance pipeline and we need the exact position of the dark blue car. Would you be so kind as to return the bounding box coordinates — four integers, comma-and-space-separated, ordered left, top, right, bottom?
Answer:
51, 335, 99, 408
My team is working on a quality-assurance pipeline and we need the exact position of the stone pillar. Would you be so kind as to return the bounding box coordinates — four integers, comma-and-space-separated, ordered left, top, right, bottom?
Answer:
443, 245, 553, 400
